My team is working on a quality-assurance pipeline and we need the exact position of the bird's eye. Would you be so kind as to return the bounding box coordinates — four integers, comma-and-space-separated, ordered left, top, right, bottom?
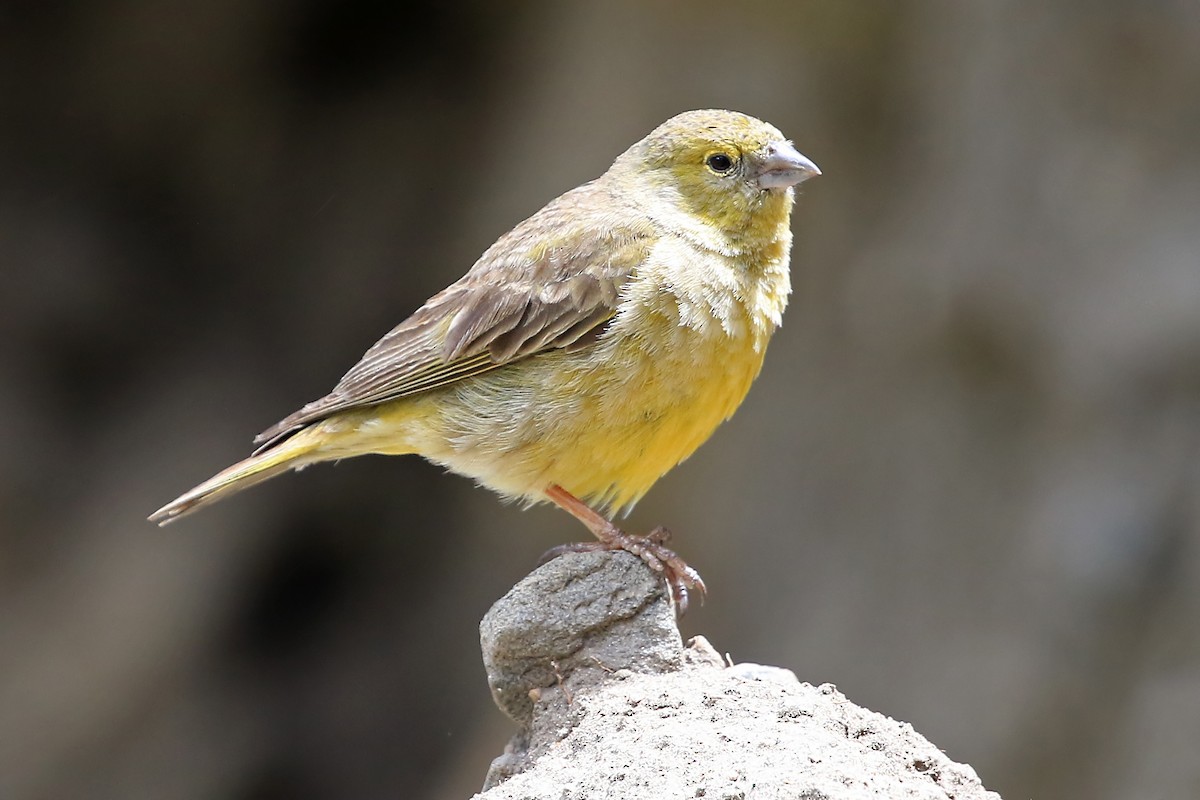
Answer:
706, 153, 735, 173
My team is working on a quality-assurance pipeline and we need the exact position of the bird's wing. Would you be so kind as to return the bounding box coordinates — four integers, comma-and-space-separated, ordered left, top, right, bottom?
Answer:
253, 186, 652, 448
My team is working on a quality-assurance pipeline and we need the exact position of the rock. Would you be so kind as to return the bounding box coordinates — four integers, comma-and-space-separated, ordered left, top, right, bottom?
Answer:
476, 551, 1001, 800
479, 550, 683, 727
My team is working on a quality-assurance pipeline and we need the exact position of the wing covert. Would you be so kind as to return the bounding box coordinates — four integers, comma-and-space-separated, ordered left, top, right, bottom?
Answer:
253, 191, 652, 447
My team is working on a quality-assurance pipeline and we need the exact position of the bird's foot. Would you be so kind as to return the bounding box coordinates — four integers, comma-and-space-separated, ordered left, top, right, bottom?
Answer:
539, 484, 707, 615
538, 525, 706, 615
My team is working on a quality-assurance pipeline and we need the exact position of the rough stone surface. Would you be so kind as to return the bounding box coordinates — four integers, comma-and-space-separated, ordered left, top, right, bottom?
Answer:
479, 550, 683, 728
476, 551, 1001, 800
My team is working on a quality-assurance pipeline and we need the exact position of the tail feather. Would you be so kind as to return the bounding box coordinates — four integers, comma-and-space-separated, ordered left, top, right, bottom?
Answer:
149, 431, 321, 526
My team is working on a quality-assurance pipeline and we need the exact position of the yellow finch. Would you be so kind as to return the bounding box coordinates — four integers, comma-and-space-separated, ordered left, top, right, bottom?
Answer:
150, 109, 820, 610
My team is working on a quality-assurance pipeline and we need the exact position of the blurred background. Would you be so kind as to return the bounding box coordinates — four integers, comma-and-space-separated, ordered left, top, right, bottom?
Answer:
2, 1, 1198, 798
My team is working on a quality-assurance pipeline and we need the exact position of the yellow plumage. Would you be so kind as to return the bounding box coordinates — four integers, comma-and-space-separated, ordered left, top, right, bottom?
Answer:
150, 109, 819, 560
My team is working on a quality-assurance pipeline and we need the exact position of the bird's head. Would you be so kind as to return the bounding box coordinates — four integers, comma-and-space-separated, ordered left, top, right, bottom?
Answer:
609, 109, 820, 244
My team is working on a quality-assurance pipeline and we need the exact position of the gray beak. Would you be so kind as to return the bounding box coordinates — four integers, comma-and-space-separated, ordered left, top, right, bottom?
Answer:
755, 141, 821, 190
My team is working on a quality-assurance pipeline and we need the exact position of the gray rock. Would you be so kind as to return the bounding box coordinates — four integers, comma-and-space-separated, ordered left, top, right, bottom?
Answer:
477, 551, 1001, 799
479, 549, 682, 721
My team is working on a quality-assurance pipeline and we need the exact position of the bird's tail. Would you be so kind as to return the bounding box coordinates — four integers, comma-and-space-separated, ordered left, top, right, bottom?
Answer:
149, 429, 325, 526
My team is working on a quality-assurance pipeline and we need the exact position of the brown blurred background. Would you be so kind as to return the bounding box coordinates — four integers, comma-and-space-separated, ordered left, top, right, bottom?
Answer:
2, 1, 1199, 798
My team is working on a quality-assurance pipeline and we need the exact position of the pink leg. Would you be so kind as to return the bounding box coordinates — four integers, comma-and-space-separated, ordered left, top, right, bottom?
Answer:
542, 483, 707, 615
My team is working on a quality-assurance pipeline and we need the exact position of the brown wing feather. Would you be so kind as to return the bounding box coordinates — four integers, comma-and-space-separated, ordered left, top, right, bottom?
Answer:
253, 182, 652, 448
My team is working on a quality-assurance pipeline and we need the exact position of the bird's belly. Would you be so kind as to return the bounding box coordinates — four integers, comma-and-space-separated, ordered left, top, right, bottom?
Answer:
577, 340, 764, 506
414, 313, 769, 514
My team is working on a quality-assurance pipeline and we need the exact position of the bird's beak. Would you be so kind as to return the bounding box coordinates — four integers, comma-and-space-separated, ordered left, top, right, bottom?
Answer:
755, 141, 821, 190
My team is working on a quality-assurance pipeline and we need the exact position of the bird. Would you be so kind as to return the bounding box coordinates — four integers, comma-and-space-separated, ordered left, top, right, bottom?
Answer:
150, 109, 820, 612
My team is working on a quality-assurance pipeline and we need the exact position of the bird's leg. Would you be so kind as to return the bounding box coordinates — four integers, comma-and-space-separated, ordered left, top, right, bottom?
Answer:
540, 483, 707, 614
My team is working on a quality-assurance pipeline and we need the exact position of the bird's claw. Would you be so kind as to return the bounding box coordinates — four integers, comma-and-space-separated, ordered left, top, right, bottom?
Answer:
538, 525, 706, 616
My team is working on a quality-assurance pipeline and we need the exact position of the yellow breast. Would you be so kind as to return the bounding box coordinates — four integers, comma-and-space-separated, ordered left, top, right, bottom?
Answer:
519, 234, 790, 512
551, 319, 768, 512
